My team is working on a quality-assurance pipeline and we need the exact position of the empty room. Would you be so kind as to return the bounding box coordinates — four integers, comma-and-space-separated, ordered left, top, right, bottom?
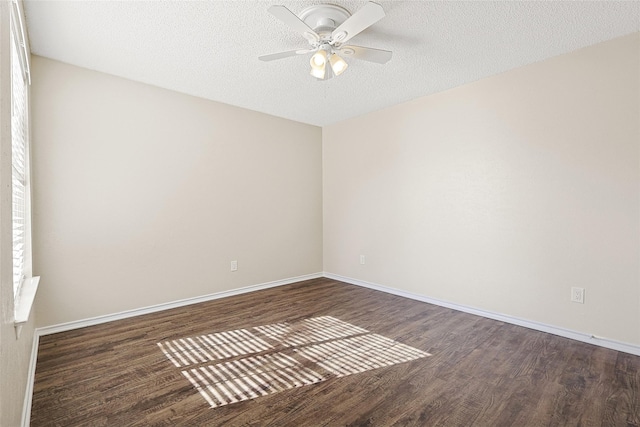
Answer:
0, 1, 639, 426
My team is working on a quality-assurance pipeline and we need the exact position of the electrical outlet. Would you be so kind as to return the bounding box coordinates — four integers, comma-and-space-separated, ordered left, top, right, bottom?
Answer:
230, 260, 238, 272
571, 287, 585, 304
360, 255, 366, 265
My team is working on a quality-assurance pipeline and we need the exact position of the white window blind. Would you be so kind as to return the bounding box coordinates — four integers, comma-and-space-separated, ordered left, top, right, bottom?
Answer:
10, 1, 29, 298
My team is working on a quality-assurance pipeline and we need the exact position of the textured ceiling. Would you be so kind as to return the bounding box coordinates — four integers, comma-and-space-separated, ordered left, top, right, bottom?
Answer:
23, 1, 640, 127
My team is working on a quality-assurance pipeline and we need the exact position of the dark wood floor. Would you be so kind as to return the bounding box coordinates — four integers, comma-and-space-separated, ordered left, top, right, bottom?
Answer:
31, 278, 640, 426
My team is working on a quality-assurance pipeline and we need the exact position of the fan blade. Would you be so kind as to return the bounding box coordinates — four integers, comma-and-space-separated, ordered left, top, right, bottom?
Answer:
259, 49, 313, 62
268, 5, 319, 42
338, 45, 392, 64
331, 2, 385, 45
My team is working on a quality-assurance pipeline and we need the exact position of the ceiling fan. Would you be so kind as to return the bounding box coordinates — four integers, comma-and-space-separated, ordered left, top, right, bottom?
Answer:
259, 2, 392, 80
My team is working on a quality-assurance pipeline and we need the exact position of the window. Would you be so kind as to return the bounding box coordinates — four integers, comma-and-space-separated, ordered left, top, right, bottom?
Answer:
11, 7, 28, 297
9, 0, 37, 328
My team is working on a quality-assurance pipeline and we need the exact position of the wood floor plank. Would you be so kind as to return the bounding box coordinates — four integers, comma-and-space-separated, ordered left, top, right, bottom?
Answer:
31, 278, 640, 426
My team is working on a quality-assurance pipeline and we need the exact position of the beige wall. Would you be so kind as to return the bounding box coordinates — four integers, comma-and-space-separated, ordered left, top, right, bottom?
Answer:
323, 33, 640, 345
0, 2, 37, 426
31, 57, 323, 327
26, 32, 640, 343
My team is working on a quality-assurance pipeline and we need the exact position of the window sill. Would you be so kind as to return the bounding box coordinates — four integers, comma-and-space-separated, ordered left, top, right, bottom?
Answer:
14, 276, 40, 338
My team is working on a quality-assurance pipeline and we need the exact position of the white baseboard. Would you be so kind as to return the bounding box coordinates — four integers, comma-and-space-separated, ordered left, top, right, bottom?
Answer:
21, 331, 40, 427
37, 272, 323, 336
323, 272, 640, 357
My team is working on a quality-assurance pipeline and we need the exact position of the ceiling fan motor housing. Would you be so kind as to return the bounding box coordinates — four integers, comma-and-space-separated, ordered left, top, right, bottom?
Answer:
299, 4, 351, 43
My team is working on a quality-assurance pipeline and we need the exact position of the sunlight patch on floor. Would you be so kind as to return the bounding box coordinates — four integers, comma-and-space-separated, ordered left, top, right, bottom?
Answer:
158, 316, 430, 408
158, 329, 272, 367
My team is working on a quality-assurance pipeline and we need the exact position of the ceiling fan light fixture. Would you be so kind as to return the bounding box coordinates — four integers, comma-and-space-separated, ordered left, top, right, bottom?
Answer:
329, 53, 348, 76
310, 47, 329, 79
310, 65, 326, 79
310, 49, 328, 68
